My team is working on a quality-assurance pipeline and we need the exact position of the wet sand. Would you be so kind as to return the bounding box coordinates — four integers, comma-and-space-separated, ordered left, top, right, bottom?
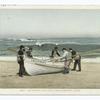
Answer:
0, 61, 100, 88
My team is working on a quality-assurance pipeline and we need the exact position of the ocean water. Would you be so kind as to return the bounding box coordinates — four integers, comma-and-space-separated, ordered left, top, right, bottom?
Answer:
0, 38, 100, 58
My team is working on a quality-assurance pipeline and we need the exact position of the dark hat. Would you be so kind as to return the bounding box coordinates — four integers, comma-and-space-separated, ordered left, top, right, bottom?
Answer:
20, 45, 24, 49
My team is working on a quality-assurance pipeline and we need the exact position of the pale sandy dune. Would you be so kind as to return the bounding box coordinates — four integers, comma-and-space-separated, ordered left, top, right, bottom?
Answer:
0, 61, 100, 88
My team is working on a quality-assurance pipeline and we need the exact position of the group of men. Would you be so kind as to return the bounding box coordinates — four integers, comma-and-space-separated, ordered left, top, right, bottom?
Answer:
17, 45, 81, 77
50, 47, 81, 74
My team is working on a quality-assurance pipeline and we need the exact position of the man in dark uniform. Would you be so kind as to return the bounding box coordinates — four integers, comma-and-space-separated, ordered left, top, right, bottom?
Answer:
50, 46, 60, 58
73, 53, 81, 71
69, 48, 76, 58
17, 45, 26, 77
69, 48, 81, 72
50, 46, 60, 62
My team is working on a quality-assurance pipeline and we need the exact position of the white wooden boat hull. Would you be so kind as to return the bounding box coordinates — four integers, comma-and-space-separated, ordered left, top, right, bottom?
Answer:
24, 58, 64, 75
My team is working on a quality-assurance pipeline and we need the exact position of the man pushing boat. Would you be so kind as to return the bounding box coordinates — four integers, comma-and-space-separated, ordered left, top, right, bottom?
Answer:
50, 46, 61, 62
60, 48, 72, 74
69, 48, 81, 72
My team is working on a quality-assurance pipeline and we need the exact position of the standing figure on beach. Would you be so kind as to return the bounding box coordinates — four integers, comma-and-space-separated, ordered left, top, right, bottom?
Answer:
50, 46, 60, 62
60, 48, 70, 74
26, 47, 33, 58
17, 45, 26, 77
69, 48, 81, 72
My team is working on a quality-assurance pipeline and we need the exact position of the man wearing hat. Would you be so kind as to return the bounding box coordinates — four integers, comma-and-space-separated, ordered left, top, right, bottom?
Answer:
17, 45, 26, 77
60, 48, 70, 74
50, 46, 60, 62
69, 48, 81, 72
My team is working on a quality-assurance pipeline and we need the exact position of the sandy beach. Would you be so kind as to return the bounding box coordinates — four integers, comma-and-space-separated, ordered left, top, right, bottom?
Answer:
0, 60, 100, 89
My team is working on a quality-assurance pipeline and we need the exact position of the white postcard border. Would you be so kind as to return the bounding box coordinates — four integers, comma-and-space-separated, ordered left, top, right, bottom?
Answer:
0, 4, 100, 95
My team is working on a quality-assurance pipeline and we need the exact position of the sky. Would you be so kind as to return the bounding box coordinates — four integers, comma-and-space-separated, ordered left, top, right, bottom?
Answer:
0, 9, 100, 38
